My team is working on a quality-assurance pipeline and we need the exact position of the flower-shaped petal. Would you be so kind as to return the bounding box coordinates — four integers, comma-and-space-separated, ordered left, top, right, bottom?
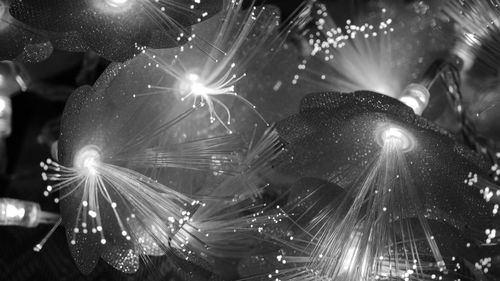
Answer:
0, 0, 52, 62
275, 91, 494, 233
9, 0, 224, 61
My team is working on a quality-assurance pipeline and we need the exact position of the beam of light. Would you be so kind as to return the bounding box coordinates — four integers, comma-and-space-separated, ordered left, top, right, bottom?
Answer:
137, 0, 302, 133
93, 0, 134, 13
110, 108, 247, 176
254, 124, 452, 281
105, 0, 130, 8
375, 123, 415, 152
306, 138, 445, 281
40, 148, 202, 255
291, 3, 407, 99
0, 96, 11, 137
39, 127, 284, 272
442, 0, 500, 72
125, 134, 244, 174
173, 128, 284, 259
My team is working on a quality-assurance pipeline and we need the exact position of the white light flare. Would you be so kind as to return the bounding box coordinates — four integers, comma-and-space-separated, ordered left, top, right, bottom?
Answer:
173, 70, 241, 133
0, 95, 12, 138
40, 143, 201, 258
375, 124, 415, 152
399, 83, 430, 115
74, 145, 102, 177
105, 0, 130, 8
95, 0, 133, 13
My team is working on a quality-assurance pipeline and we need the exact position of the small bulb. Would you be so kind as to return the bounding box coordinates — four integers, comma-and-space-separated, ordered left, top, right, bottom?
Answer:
375, 124, 415, 152
399, 83, 430, 115
0, 198, 58, 228
74, 145, 102, 176
180, 73, 210, 97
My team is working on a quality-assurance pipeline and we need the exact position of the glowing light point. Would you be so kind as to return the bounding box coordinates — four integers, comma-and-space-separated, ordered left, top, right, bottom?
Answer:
0, 95, 12, 138
375, 124, 415, 152
105, 0, 129, 8
191, 82, 208, 97
0, 97, 7, 113
399, 83, 430, 115
182, 73, 209, 98
74, 145, 102, 176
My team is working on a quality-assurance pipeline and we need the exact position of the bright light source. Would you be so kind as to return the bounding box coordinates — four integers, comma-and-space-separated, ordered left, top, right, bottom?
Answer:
105, 0, 130, 8
0, 198, 45, 228
375, 124, 415, 152
96, 0, 132, 13
0, 96, 7, 114
399, 83, 430, 115
5, 203, 25, 219
0, 96, 12, 138
180, 72, 211, 98
74, 145, 102, 176
191, 82, 209, 96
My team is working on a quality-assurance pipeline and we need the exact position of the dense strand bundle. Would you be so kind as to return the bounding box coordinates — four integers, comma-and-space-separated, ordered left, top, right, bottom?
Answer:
441, 0, 500, 142
39, 63, 284, 275
442, 0, 500, 73
291, 2, 452, 100
238, 90, 499, 281
34, 0, 306, 275
138, 0, 313, 135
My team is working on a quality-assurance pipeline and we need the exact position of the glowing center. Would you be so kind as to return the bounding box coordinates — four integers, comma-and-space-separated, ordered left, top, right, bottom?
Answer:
399, 84, 430, 116
74, 145, 102, 176
0, 97, 7, 114
185, 73, 210, 97
191, 82, 209, 96
105, 0, 129, 7
375, 124, 414, 152
4, 204, 25, 220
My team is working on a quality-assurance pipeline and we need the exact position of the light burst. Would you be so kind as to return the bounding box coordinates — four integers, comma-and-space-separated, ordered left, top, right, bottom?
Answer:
35, 51, 288, 273
292, 3, 403, 97
292, 2, 447, 103
39, 126, 283, 274
135, 0, 301, 133
244, 91, 500, 281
